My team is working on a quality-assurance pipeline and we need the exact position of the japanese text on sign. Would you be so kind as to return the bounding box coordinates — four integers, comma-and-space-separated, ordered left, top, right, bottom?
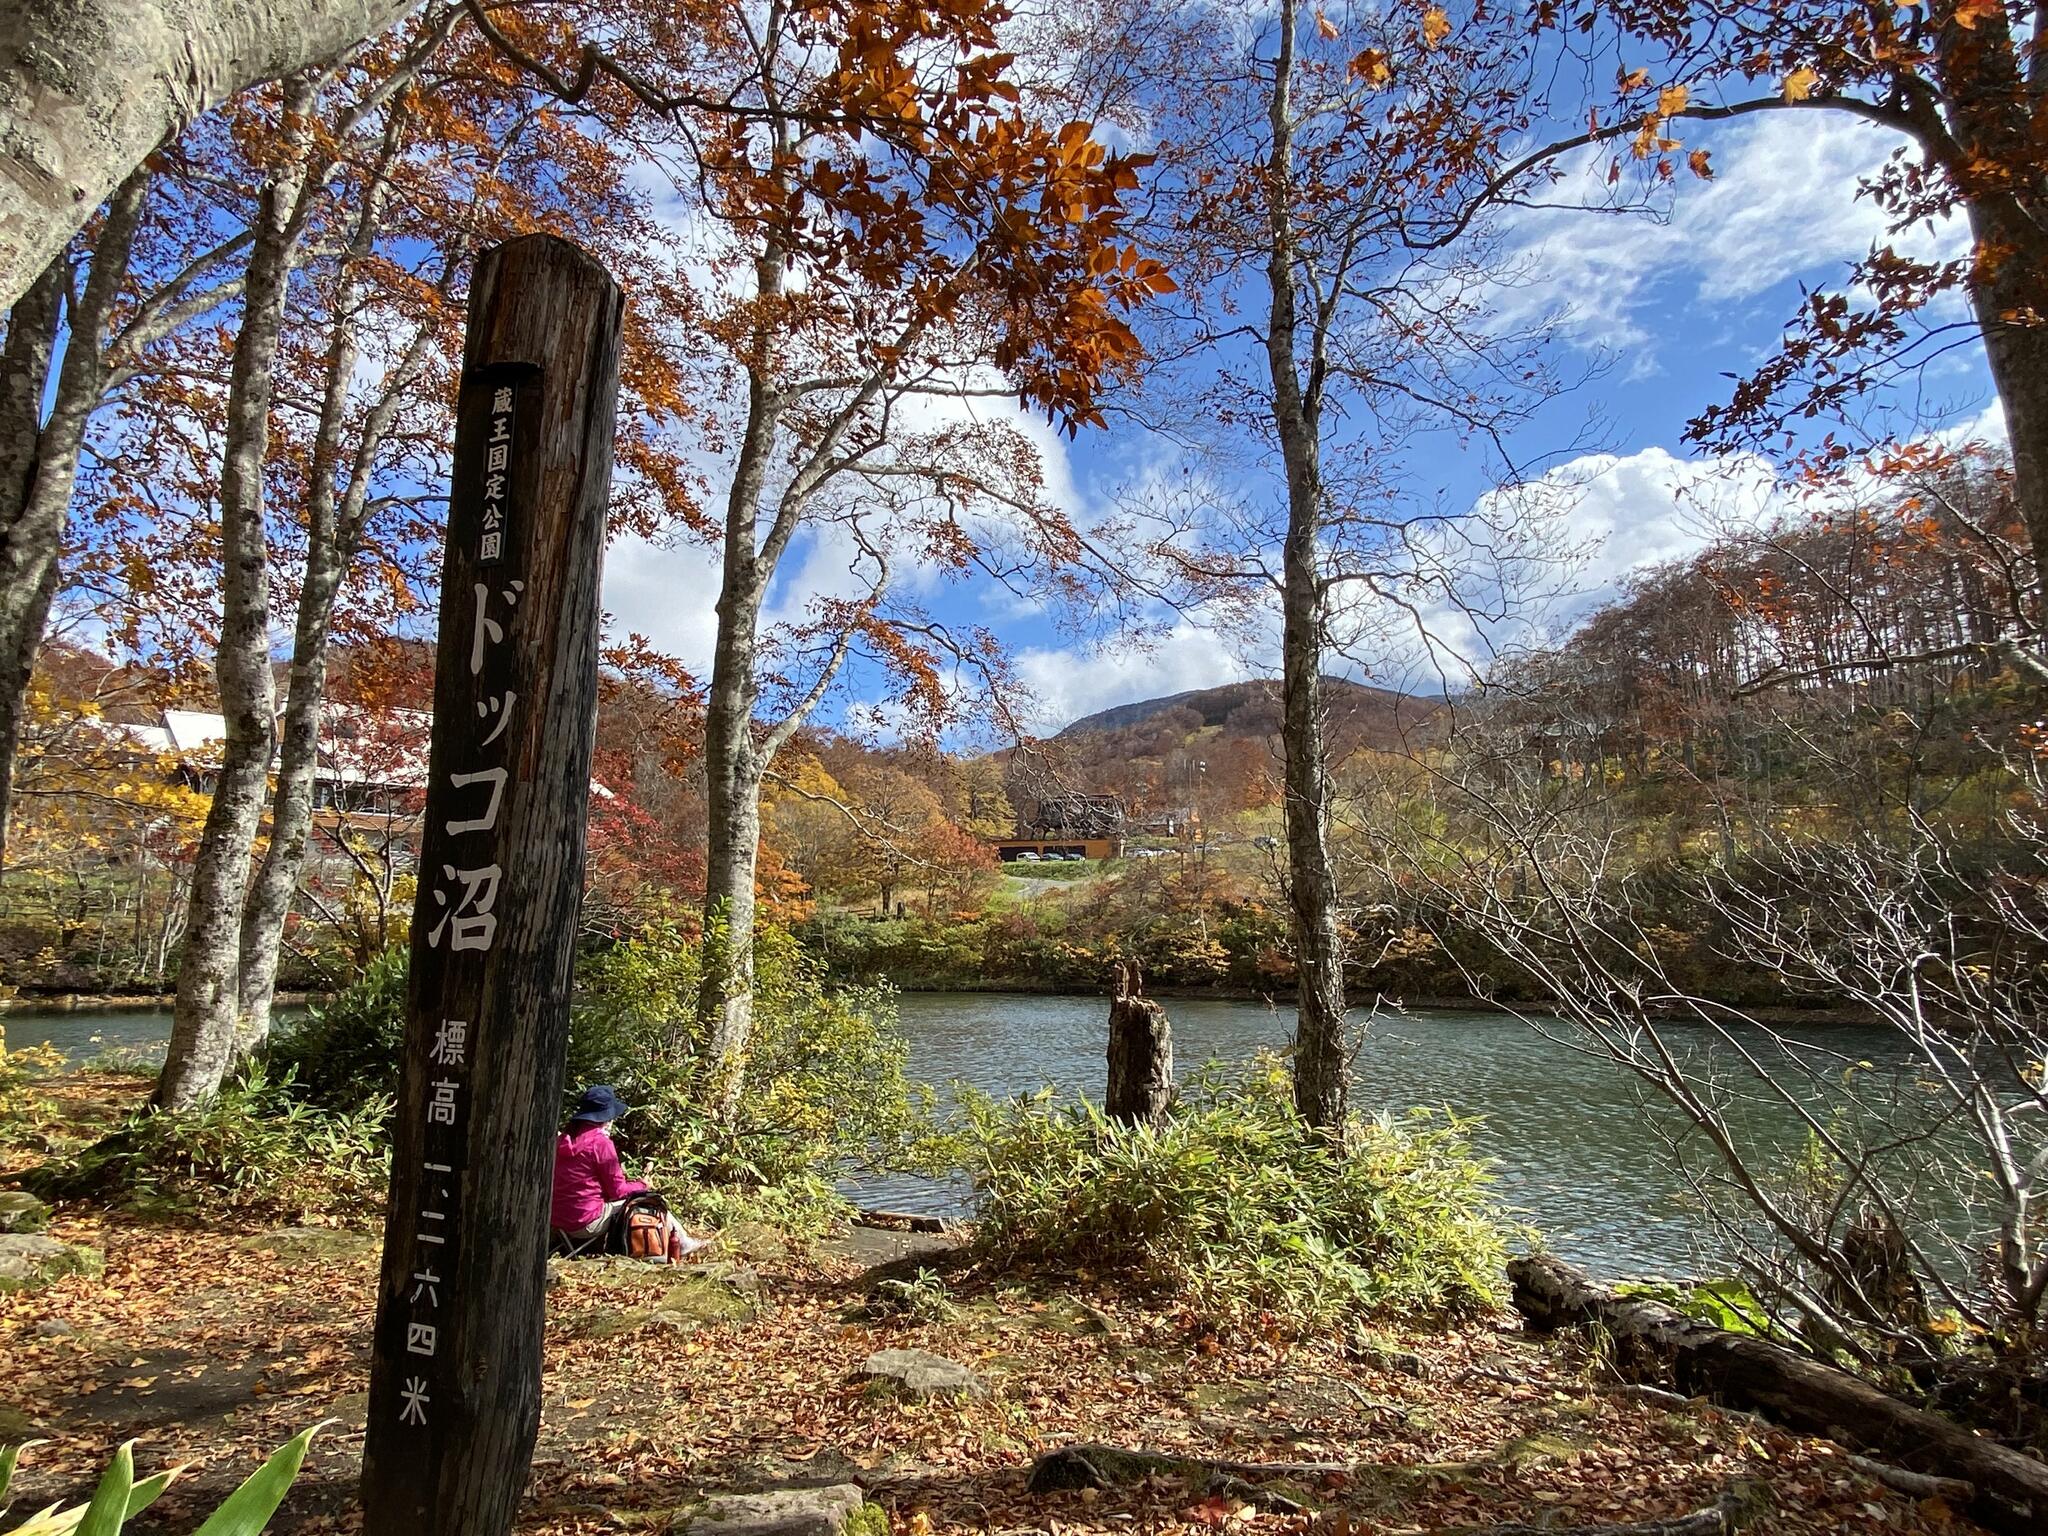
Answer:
397, 378, 529, 1430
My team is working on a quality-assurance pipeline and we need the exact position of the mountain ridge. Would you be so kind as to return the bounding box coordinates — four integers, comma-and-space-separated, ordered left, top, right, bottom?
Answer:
1052, 676, 1436, 743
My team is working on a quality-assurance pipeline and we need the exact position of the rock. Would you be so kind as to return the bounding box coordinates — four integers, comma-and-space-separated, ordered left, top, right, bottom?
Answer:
699, 1261, 762, 1296
855, 1348, 985, 1400
1344, 1331, 1429, 1379
657, 1270, 759, 1324
0, 1234, 102, 1291
244, 1226, 378, 1261
679, 1484, 868, 1536
0, 1191, 48, 1233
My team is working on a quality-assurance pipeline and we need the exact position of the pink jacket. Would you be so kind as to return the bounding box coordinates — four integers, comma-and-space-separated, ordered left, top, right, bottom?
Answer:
550, 1123, 647, 1231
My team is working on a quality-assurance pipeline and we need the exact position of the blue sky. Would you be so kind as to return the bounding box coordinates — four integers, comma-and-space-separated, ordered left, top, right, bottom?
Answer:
598, 101, 1998, 740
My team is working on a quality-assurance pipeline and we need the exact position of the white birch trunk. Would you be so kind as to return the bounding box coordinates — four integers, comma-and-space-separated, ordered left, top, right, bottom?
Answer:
0, 0, 415, 309
233, 132, 424, 1052
155, 107, 310, 1110
1262, 0, 1349, 1134
698, 377, 777, 1109
0, 171, 148, 879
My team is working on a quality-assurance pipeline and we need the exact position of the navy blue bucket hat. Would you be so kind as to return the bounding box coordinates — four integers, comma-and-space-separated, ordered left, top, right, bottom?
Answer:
569, 1084, 630, 1125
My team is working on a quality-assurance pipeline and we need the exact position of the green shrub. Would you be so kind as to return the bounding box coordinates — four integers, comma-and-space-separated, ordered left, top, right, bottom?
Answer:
32, 1068, 389, 1219
261, 946, 409, 1107
960, 1053, 1509, 1331
0, 1043, 62, 1150
863, 1266, 957, 1324
250, 919, 937, 1225
573, 916, 943, 1190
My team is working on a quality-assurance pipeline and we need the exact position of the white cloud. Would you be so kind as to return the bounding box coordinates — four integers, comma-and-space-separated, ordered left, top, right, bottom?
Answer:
1014, 621, 1258, 733
1419, 444, 1785, 667
1556, 444, 1780, 604
1004, 441, 1803, 723
600, 531, 722, 672
1498, 111, 1966, 357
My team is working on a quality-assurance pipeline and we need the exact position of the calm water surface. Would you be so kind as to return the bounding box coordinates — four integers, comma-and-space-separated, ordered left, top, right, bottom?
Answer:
6, 992, 1897, 1278
874, 992, 1778, 1277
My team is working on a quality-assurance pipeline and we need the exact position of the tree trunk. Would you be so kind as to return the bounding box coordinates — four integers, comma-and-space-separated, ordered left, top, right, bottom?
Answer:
698, 626, 763, 1111
1261, 0, 1348, 1134
235, 153, 423, 1052
1965, 204, 2048, 609
0, 172, 147, 884
0, 259, 61, 890
0, 0, 414, 309
232, 541, 339, 1053
157, 119, 307, 1111
696, 362, 780, 1114
1930, 16, 2048, 613
1510, 1252, 2048, 1536
1105, 962, 1173, 1127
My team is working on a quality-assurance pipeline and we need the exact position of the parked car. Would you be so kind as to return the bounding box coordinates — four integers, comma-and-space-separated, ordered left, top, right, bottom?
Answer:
1061, 852, 1084, 862
1016, 851, 1041, 862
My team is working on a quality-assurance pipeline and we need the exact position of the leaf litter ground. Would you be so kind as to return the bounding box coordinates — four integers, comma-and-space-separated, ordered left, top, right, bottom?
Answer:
0, 1088, 1977, 1535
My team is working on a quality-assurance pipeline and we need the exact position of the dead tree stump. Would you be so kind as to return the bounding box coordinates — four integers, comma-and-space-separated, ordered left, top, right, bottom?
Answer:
1106, 961, 1173, 1128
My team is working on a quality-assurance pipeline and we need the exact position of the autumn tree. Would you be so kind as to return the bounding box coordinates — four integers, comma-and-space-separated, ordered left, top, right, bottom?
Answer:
2, 643, 210, 988
118, 4, 703, 1106
628, 0, 1158, 1112
0, 126, 296, 882
136, 26, 452, 1109
1529, 1, 2048, 614
1110, 0, 1580, 1132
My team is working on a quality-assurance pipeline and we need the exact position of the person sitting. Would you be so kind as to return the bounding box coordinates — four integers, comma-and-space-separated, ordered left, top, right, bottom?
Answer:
550, 1084, 707, 1260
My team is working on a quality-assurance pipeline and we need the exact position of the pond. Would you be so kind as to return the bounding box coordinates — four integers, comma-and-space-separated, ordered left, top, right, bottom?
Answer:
4, 991, 1902, 1279
878, 992, 1891, 1280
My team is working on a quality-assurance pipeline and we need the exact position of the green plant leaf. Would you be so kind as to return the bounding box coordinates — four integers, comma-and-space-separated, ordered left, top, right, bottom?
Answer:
0, 1440, 41, 1510
73, 1442, 134, 1536
13, 1470, 181, 1535
190, 1421, 329, 1536
119, 1472, 173, 1525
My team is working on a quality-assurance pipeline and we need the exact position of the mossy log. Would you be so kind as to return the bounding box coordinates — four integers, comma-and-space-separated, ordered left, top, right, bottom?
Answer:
1509, 1252, 2045, 1536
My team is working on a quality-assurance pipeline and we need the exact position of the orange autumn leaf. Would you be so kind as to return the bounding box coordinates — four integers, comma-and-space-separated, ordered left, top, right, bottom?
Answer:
1657, 82, 1690, 117
1688, 147, 1714, 179
1783, 65, 1819, 101
1421, 6, 1452, 47
1349, 48, 1392, 87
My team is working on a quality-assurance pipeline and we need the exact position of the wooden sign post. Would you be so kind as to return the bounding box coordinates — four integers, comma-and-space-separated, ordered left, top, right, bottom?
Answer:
362, 234, 622, 1534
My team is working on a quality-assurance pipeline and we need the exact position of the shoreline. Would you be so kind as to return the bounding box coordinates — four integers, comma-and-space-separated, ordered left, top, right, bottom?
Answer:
1, 989, 313, 1013
846, 976, 1888, 1028
0, 979, 1883, 1029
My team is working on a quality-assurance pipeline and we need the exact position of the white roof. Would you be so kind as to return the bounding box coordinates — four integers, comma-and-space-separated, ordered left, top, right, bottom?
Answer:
107, 722, 175, 754
162, 709, 229, 755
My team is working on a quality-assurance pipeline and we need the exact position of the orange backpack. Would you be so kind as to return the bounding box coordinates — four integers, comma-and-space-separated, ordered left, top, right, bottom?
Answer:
622, 1195, 670, 1262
